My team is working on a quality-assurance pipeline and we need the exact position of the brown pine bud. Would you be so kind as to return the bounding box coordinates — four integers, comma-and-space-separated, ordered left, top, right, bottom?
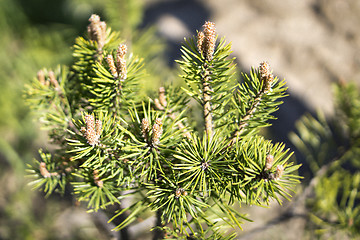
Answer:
116, 44, 127, 79
197, 31, 205, 55
118, 59, 127, 80
152, 124, 162, 143
98, 21, 107, 48
88, 14, 106, 50
89, 14, 100, 24
88, 14, 100, 40
80, 127, 87, 136
106, 55, 118, 78
39, 162, 51, 178
141, 118, 150, 138
152, 119, 163, 146
265, 154, 274, 171
259, 61, 274, 92
175, 188, 187, 198
87, 14, 100, 40
154, 99, 164, 110
259, 61, 270, 79
158, 87, 167, 107
48, 71, 60, 89
274, 165, 284, 180
93, 170, 104, 188
85, 115, 99, 146
117, 44, 127, 58
175, 188, 182, 198
86, 130, 97, 146
37, 70, 45, 85
155, 118, 163, 127
202, 21, 216, 61
85, 115, 95, 132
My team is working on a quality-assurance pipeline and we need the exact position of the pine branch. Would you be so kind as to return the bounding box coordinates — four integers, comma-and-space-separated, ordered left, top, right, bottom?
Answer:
25, 14, 300, 239
178, 22, 236, 136
232, 62, 276, 140
236, 87, 266, 135
197, 22, 216, 137
202, 66, 214, 137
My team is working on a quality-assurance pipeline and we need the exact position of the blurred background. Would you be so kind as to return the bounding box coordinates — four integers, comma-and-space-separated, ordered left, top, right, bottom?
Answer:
1, 0, 359, 239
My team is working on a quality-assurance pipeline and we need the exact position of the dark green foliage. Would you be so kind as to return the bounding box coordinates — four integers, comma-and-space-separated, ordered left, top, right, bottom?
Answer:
71, 30, 121, 110
175, 131, 233, 196
68, 112, 122, 167
25, 16, 300, 239
89, 54, 144, 110
232, 69, 287, 137
229, 135, 298, 205
27, 150, 67, 197
178, 37, 236, 124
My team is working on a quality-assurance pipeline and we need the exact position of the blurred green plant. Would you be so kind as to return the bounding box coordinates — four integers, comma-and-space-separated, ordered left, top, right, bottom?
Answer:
0, 0, 172, 239
0, 0, 75, 238
290, 82, 360, 239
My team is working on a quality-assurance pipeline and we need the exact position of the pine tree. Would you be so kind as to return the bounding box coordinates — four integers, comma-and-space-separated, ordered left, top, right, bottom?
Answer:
26, 15, 301, 239
290, 81, 360, 239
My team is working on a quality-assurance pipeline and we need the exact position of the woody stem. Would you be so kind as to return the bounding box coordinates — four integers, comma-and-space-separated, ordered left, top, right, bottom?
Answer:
202, 65, 213, 137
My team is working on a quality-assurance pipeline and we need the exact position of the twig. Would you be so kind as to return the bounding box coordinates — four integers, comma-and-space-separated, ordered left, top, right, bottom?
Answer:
152, 210, 165, 240
202, 67, 213, 137
231, 91, 265, 144
231, 62, 274, 144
